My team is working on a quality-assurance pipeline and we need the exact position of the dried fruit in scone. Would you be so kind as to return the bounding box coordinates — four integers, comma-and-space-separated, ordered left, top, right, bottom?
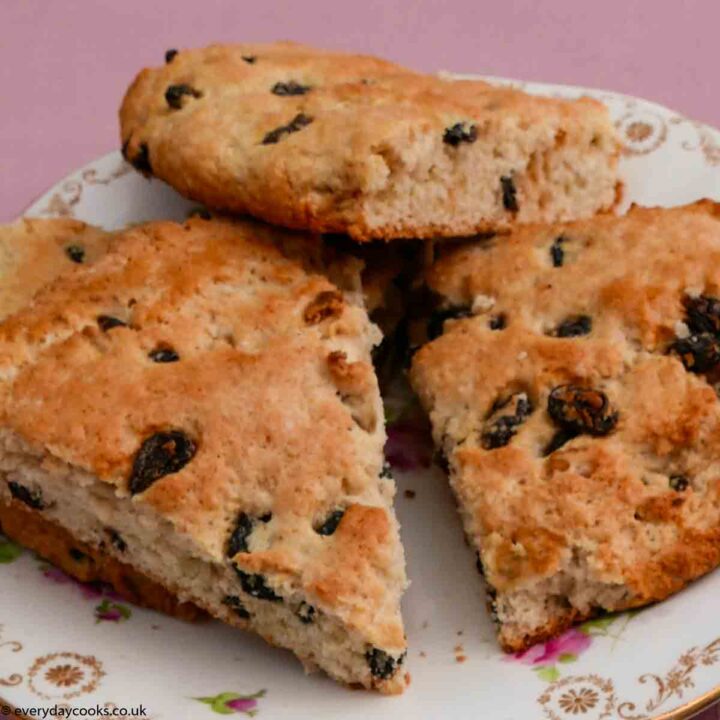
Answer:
0, 218, 111, 320
0, 217, 408, 693
120, 41, 619, 241
410, 200, 720, 652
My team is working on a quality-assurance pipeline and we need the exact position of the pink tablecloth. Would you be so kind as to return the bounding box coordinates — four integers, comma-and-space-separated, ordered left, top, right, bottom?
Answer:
2, 0, 720, 222
1, 2, 720, 717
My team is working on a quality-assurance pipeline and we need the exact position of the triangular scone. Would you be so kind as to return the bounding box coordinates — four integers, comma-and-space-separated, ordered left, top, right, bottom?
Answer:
411, 200, 720, 652
0, 218, 111, 319
120, 41, 619, 241
0, 217, 408, 693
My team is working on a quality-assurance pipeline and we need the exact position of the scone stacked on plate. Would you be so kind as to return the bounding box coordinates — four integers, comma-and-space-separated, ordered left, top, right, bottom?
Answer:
1, 42, 628, 694
119, 41, 620, 240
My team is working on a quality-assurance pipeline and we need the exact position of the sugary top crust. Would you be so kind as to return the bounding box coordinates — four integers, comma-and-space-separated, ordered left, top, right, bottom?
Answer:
411, 201, 720, 614
0, 217, 405, 649
120, 41, 615, 240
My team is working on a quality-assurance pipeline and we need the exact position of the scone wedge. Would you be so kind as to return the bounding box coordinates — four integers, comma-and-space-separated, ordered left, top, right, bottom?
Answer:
120, 41, 619, 241
0, 217, 408, 693
410, 200, 720, 651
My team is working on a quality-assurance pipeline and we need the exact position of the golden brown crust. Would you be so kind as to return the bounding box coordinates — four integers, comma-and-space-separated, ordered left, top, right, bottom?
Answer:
0, 499, 204, 621
0, 218, 111, 321
120, 42, 619, 241
411, 200, 720, 651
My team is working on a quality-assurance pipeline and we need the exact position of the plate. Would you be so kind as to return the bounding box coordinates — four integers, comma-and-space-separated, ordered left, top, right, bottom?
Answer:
3, 77, 720, 720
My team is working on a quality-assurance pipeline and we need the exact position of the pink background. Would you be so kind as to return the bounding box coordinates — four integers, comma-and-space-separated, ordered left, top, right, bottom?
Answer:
2, 2, 720, 717
2, 0, 720, 222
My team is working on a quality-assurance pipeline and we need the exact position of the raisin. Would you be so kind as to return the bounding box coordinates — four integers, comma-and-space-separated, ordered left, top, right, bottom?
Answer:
427, 306, 472, 341
296, 601, 316, 624
434, 449, 449, 473
443, 122, 478, 146
130, 143, 152, 175
149, 347, 180, 363
222, 595, 251, 620
554, 315, 592, 338
107, 528, 127, 552
65, 245, 85, 264
97, 315, 127, 332
128, 430, 197, 495
543, 428, 577, 456
315, 509, 345, 536
669, 475, 690, 492
261, 113, 313, 145
226, 512, 271, 557
242, 55, 257, 64
670, 333, 720, 373
271, 81, 311, 96
501, 176, 518, 212
164, 49, 178, 64
684, 295, 720, 335
7, 481, 44, 510
303, 290, 344, 324
234, 567, 282, 602
165, 84, 202, 109
481, 392, 533, 450
69, 548, 87, 562
547, 385, 618, 436
227, 513, 253, 557
550, 236, 567, 267
489, 313, 507, 331
380, 461, 393, 479
366, 648, 406, 680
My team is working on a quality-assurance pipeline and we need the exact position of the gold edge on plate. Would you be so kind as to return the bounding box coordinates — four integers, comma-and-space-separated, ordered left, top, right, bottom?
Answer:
653, 684, 720, 720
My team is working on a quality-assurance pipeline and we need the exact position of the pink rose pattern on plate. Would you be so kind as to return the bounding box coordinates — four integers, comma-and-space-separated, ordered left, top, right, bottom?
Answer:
194, 690, 266, 716
42, 564, 133, 622
507, 615, 634, 681
385, 419, 433, 472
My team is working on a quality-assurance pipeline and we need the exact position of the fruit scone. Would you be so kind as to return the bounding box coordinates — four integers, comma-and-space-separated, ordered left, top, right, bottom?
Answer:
0, 217, 408, 693
410, 200, 720, 652
120, 41, 619, 241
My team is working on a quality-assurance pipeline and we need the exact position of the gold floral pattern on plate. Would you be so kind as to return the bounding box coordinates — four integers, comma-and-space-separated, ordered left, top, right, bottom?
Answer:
617, 638, 720, 719
27, 652, 104, 700
539, 674, 616, 719
0, 624, 23, 688
40, 164, 131, 218
680, 122, 720, 166
615, 110, 668, 156
538, 637, 720, 718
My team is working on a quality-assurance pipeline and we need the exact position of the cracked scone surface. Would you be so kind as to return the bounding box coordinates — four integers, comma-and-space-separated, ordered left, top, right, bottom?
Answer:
0, 218, 111, 320
120, 41, 619, 241
410, 200, 720, 652
0, 217, 408, 693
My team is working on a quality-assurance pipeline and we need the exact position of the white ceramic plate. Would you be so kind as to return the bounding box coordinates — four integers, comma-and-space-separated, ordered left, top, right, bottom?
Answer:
3, 77, 720, 720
